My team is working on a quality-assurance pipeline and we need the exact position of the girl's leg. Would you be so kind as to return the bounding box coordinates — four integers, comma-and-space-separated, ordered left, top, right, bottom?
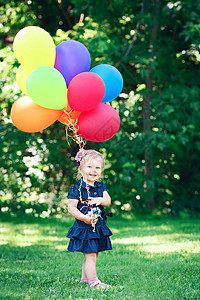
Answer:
83, 253, 111, 287
81, 257, 87, 282
81, 252, 99, 282
83, 252, 98, 280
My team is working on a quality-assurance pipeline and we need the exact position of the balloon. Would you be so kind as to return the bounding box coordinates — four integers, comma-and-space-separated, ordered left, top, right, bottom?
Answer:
13, 26, 55, 71
58, 113, 77, 126
58, 103, 81, 124
67, 72, 105, 112
77, 103, 120, 142
11, 96, 62, 133
90, 64, 123, 103
58, 111, 70, 125
16, 65, 31, 94
26, 66, 67, 110
54, 40, 91, 86
66, 103, 82, 119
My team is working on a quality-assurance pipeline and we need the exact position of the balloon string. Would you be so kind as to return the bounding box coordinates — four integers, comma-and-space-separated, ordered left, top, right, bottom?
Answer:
79, 147, 91, 201
62, 109, 90, 209
63, 108, 86, 149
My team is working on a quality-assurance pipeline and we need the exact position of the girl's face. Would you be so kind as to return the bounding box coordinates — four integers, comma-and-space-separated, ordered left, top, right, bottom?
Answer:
82, 157, 102, 185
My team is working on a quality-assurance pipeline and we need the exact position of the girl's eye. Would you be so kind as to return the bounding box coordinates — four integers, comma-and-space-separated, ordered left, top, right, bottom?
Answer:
96, 167, 100, 169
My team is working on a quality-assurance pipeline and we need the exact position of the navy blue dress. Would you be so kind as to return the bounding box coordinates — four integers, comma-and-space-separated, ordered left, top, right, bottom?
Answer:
67, 179, 112, 253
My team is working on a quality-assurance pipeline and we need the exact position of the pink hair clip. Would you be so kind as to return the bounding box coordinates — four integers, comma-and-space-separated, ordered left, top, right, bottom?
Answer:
75, 150, 87, 166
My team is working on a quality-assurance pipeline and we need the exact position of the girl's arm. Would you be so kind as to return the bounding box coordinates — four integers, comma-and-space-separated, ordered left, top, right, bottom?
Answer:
89, 191, 111, 207
68, 199, 97, 225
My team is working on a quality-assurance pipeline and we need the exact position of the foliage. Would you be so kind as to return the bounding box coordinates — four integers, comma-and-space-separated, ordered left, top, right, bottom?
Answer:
0, 0, 200, 216
0, 215, 200, 299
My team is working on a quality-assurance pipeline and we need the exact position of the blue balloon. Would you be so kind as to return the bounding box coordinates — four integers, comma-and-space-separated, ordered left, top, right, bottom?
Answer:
54, 40, 91, 86
90, 64, 123, 103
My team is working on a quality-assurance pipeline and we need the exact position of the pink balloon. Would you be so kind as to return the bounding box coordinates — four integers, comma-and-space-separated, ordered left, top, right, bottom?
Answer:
77, 103, 120, 142
67, 72, 105, 112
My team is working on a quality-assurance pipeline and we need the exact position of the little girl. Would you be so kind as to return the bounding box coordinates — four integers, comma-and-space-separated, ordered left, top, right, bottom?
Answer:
67, 149, 112, 288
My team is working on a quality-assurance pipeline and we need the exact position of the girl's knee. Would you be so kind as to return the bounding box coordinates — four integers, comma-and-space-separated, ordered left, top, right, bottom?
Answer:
84, 252, 97, 262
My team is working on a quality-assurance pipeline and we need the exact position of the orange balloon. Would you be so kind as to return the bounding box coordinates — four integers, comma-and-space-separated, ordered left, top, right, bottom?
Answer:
11, 95, 62, 133
58, 103, 81, 125
58, 111, 77, 126
67, 103, 82, 119
58, 110, 71, 125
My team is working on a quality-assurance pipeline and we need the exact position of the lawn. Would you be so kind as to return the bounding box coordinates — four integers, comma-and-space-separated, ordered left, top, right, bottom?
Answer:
0, 214, 200, 299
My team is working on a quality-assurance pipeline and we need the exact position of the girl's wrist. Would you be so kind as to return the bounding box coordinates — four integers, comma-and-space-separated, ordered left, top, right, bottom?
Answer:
98, 198, 103, 205
81, 214, 87, 222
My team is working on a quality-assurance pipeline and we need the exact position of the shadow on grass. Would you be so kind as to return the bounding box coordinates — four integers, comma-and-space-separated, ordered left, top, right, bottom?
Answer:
0, 242, 200, 299
0, 242, 78, 299
0, 214, 200, 299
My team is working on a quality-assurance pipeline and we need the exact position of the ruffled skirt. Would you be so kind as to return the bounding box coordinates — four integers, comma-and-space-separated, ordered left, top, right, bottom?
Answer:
67, 219, 112, 253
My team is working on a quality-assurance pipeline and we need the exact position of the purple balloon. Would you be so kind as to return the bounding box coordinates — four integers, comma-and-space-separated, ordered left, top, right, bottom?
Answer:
54, 40, 91, 86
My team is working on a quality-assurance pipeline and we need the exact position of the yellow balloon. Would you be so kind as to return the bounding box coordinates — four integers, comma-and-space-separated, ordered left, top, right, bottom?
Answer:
16, 65, 30, 94
13, 26, 55, 71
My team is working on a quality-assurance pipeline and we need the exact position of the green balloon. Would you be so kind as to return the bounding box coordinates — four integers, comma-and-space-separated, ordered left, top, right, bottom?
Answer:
26, 66, 67, 110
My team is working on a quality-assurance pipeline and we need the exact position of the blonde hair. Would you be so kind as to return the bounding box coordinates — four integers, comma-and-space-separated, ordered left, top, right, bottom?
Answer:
77, 149, 104, 180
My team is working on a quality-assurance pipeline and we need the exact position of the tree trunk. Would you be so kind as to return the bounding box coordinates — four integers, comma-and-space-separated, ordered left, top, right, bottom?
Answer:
143, 0, 161, 210
143, 67, 154, 210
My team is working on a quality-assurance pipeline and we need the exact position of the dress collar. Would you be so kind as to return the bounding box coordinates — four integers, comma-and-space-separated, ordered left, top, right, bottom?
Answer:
77, 179, 101, 189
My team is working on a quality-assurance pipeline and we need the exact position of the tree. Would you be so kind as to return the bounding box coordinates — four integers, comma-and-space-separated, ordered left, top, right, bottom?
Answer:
1, 0, 200, 216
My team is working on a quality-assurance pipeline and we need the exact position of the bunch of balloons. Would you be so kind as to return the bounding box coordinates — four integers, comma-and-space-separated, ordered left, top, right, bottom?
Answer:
11, 26, 123, 142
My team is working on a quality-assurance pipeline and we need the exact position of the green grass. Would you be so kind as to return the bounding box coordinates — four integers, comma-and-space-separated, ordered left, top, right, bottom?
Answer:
0, 215, 200, 300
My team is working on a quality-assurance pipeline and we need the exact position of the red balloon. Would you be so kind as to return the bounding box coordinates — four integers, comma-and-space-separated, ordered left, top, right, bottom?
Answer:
67, 72, 105, 112
77, 103, 120, 142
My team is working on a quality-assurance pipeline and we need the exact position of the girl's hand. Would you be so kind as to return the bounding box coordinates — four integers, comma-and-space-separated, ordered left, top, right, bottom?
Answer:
89, 197, 102, 206
82, 214, 97, 225
89, 192, 111, 207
